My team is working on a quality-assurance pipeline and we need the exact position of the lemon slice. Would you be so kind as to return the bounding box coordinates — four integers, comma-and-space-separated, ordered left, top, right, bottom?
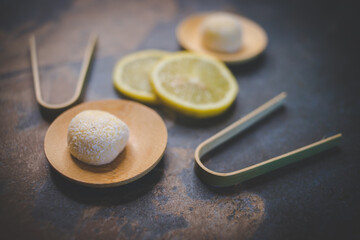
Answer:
113, 50, 170, 103
151, 52, 238, 118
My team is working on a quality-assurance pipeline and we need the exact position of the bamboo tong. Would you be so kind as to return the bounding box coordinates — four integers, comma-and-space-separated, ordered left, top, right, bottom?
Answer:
29, 34, 97, 115
195, 92, 342, 187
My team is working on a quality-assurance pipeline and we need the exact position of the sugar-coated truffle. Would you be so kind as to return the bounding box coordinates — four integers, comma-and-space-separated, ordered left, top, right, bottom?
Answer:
67, 110, 129, 165
201, 13, 243, 53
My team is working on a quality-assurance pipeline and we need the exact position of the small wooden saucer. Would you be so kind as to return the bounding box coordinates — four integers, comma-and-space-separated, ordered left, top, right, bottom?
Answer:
44, 99, 168, 187
176, 12, 268, 63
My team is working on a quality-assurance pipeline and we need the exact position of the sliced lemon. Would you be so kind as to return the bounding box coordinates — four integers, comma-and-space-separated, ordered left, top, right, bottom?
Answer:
151, 52, 239, 118
113, 50, 170, 103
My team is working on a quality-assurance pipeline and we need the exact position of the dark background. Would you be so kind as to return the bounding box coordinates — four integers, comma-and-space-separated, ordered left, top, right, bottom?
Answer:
0, 0, 359, 239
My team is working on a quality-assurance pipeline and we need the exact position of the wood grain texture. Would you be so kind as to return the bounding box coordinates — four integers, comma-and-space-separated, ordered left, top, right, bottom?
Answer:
44, 99, 167, 187
177, 12, 267, 63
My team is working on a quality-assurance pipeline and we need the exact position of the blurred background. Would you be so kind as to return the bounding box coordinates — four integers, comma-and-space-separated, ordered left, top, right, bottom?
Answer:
0, 0, 359, 239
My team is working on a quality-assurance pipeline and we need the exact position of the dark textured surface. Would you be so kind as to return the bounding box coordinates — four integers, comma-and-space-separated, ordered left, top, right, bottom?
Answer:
0, 0, 359, 239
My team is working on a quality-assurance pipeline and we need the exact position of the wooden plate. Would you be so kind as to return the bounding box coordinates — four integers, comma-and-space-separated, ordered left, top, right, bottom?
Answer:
176, 12, 268, 63
44, 99, 168, 187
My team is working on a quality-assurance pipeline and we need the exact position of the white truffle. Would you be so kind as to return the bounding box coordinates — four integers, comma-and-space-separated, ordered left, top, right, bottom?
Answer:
201, 13, 243, 53
67, 110, 129, 165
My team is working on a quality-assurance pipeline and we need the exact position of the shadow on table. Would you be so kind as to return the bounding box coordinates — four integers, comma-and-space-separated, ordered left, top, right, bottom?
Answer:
50, 153, 166, 206
227, 53, 267, 77
170, 100, 238, 128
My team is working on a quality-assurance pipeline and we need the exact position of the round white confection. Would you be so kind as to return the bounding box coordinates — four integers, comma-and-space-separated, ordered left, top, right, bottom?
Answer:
201, 13, 243, 53
67, 110, 129, 165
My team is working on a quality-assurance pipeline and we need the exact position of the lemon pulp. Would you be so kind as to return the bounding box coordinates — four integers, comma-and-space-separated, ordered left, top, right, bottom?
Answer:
151, 52, 238, 118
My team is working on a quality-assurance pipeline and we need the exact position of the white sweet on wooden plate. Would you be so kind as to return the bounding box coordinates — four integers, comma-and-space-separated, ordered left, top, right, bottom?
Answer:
67, 110, 129, 165
200, 12, 243, 53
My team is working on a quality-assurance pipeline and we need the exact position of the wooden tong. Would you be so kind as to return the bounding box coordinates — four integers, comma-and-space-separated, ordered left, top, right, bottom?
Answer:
195, 92, 342, 186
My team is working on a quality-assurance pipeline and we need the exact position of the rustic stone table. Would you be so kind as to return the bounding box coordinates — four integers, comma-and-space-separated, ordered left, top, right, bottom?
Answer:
0, 0, 359, 239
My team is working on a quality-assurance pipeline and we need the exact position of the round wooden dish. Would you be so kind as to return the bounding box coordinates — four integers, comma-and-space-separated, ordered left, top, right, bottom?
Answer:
44, 99, 168, 187
176, 12, 268, 63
